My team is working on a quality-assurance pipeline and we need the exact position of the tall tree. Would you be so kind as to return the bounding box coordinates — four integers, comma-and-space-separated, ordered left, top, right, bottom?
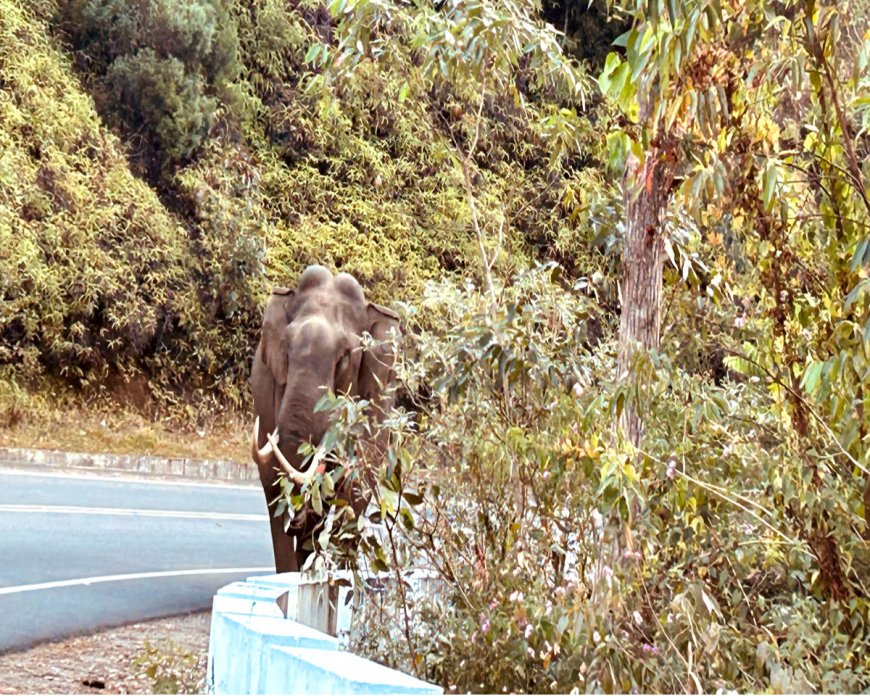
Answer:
600, 0, 722, 447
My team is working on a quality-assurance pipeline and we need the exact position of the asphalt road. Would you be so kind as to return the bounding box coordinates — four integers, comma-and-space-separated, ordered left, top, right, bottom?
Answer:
0, 467, 274, 654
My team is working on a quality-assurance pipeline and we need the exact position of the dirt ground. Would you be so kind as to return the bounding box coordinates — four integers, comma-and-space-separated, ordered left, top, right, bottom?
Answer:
0, 612, 211, 695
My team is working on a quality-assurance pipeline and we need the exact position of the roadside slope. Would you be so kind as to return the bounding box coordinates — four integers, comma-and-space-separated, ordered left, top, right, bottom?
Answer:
0, 0, 260, 410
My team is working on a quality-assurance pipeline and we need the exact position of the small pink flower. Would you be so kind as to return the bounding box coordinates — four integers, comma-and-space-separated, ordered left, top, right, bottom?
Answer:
666, 458, 677, 480
524, 624, 533, 639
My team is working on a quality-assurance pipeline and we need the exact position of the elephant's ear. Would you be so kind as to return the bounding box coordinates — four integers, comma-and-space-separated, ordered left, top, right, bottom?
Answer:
260, 288, 295, 385
358, 303, 401, 404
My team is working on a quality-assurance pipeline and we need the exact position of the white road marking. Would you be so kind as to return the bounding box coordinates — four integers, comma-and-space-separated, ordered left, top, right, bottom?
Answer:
0, 567, 274, 596
0, 504, 265, 521
0, 466, 259, 491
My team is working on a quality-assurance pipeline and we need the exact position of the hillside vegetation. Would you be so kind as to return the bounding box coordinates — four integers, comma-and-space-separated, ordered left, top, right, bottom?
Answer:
2, 0, 870, 692
1, 0, 611, 411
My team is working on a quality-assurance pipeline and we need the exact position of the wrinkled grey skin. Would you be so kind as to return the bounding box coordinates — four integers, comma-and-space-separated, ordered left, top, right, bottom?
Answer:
249, 265, 401, 573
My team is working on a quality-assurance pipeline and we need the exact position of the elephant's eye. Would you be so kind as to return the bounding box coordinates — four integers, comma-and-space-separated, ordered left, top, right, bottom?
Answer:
336, 350, 351, 373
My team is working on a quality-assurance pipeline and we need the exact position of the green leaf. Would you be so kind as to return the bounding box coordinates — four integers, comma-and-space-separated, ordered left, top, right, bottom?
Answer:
704, 5, 718, 29
322, 472, 336, 498
852, 237, 870, 271
638, 26, 656, 57
311, 485, 323, 516
800, 360, 824, 395
400, 507, 415, 530
402, 490, 424, 505
723, 355, 765, 379
597, 52, 622, 95
612, 30, 631, 48
630, 46, 652, 84
605, 131, 631, 173
612, 64, 633, 110
762, 161, 777, 210
314, 392, 335, 413
845, 279, 870, 309
379, 486, 399, 515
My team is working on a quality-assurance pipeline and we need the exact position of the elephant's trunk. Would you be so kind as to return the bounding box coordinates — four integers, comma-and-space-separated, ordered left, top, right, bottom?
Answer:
278, 390, 330, 447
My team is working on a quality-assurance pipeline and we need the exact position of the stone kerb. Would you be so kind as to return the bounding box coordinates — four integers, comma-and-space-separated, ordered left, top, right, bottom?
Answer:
207, 572, 443, 695
0, 446, 259, 482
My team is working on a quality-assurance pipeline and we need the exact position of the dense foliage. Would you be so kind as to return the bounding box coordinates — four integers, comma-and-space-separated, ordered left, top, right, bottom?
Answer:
267, 0, 869, 692
2, 0, 870, 691
310, 260, 870, 692
1, 0, 610, 408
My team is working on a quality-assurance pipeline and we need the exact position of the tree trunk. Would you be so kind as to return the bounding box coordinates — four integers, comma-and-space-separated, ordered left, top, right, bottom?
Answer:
617, 149, 677, 448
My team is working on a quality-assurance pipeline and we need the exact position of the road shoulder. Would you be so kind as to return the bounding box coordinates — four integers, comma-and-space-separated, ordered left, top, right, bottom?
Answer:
0, 612, 210, 694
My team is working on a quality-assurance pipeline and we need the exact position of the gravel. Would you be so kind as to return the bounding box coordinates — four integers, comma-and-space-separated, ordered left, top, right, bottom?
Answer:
0, 612, 211, 694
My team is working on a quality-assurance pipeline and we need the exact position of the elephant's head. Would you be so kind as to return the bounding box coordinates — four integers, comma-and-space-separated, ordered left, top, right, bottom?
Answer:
250, 265, 400, 485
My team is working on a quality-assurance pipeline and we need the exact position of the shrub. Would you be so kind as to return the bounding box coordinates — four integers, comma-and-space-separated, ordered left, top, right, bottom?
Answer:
106, 49, 217, 168
60, 0, 240, 176
134, 639, 205, 694
284, 263, 870, 693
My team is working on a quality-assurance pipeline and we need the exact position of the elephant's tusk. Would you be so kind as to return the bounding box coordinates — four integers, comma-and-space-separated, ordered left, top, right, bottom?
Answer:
266, 431, 320, 486
252, 417, 274, 464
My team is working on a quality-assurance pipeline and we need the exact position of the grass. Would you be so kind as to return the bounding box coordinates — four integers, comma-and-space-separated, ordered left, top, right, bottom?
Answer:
0, 378, 250, 462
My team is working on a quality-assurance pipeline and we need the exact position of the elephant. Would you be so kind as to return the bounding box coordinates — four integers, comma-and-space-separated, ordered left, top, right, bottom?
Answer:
249, 264, 401, 573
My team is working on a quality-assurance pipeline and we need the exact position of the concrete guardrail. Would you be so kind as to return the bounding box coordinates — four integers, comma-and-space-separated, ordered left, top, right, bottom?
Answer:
207, 572, 443, 695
